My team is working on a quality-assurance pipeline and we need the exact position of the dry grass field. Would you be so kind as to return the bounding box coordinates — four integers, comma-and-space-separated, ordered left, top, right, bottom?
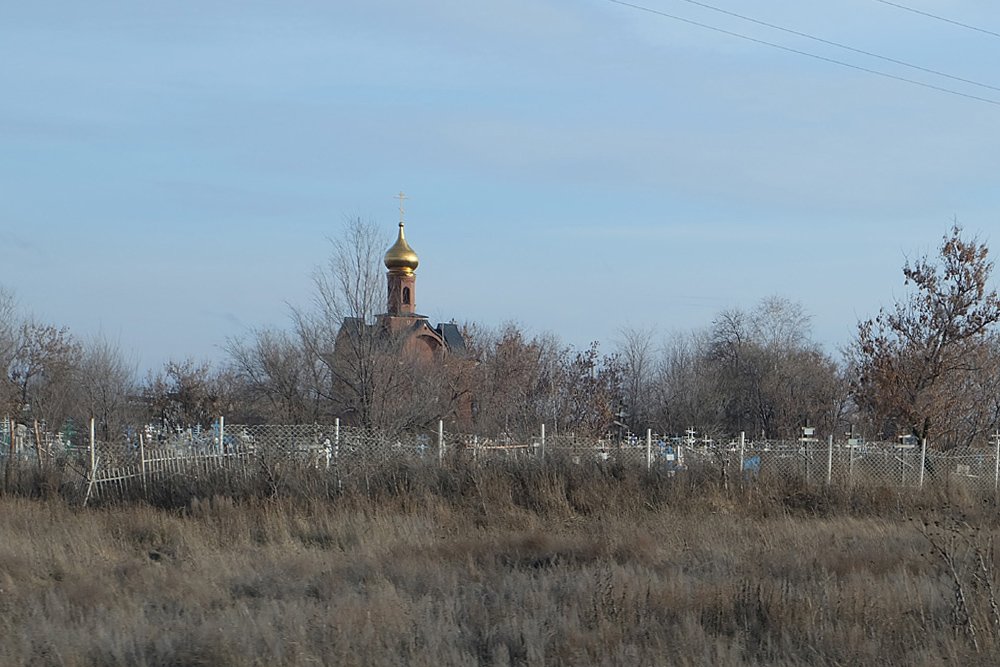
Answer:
2, 460, 1000, 666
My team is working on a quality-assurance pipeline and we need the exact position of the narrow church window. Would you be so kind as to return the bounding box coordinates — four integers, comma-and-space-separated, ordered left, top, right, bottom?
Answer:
403, 287, 411, 305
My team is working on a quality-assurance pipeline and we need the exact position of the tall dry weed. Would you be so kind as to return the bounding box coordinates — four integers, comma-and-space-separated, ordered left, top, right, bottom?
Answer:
2, 460, 999, 664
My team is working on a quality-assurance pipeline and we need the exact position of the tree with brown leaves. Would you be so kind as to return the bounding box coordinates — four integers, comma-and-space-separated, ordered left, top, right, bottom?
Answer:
852, 225, 1000, 447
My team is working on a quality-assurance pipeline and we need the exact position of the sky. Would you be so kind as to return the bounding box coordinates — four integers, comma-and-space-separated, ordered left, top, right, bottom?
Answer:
2, 0, 999, 371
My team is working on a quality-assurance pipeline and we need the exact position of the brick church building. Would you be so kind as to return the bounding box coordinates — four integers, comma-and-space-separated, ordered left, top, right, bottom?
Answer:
377, 219, 466, 358
332, 209, 471, 428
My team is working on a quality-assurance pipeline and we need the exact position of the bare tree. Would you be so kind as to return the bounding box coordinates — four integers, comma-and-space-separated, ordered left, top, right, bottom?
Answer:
0, 292, 136, 438
554, 341, 623, 437
852, 225, 1000, 447
617, 325, 657, 432
706, 298, 835, 438
460, 323, 624, 438
76, 335, 138, 442
650, 329, 723, 435
462, 323, 551, 437
751, 295, 811, 351
291, 217, 390, 427
644, 298, 844, 440
7, 320, 82, 429
226, 328, 320, 423
143, 359, 227, 433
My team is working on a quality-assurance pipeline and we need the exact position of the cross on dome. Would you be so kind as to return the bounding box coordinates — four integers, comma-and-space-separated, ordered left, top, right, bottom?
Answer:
384, 191, 419, 273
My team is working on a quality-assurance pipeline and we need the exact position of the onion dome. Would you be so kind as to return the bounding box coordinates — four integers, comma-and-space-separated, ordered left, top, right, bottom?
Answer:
383, 222, 419, 273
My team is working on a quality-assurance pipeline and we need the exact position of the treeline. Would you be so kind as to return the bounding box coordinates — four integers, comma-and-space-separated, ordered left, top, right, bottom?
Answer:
2, 224, 999, 448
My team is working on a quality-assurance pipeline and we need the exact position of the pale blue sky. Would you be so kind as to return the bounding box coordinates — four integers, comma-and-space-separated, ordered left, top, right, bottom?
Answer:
2, 1, 999, 370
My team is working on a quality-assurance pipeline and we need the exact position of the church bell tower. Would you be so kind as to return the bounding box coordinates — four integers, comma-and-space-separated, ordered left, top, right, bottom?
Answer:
383, 193, 418, 317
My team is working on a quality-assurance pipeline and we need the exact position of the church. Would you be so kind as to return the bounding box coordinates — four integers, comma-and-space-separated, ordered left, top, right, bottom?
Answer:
335, 210, 467, 363
329, 197, 474, 430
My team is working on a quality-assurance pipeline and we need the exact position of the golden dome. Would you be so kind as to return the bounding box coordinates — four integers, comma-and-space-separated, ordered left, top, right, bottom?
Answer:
384, 222, 419, 273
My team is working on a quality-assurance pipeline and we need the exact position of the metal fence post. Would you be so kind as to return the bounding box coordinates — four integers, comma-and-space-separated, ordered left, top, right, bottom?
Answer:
335, 418, 342, 492
826, 435, 833, 485
646, 429, 652, 470
89, 417, 96, 477
438, 419, 444, 464
33, 419, 43, 470
739, 432, 745, 478
219, 415, 225, 455
81, 416, 97, 506
919, 438, 927, 489
3, 415, 12, 492
540, 424, 545, 460
139, 432, 147, 494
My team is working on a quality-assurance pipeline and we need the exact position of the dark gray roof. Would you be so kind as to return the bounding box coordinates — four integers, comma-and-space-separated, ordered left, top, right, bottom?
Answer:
437, 322, 467, 353
337, 316, 467, 355
338, 317, 367, 342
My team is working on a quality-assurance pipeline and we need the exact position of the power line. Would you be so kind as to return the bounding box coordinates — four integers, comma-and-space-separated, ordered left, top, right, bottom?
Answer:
605, 0, 1000, 107
672, 0, 1000, 94
872, 0, 1000, 40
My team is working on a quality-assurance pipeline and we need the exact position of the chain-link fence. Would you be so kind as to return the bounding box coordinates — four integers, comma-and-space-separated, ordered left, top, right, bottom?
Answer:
4, 418, 1000, 501
680, 439, 1000, 494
